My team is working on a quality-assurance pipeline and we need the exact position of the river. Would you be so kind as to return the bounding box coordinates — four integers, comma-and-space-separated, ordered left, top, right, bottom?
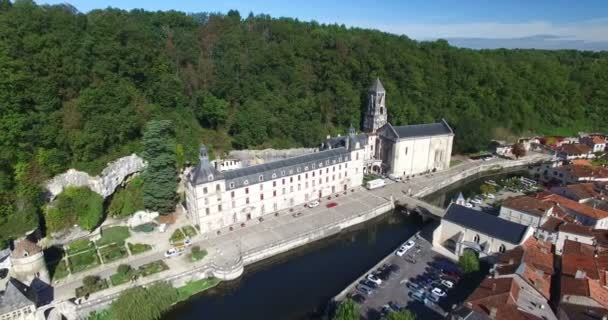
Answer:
163, 170, 527, 320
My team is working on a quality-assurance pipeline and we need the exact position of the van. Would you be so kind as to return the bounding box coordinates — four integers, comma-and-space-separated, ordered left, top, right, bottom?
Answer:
366, 179, 386, 190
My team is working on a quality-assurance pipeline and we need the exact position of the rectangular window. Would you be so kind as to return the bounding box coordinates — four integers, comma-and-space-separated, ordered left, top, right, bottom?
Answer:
345, 163, 348, 168
345, 171, 348, 177
319, 170, 322, 175
305, 173, 308, 179
230, 182, 235, 188
326, 177, 329, 182
313, 171, 315, 177
260, 184, 263, 190
273, 181, 277, 187
333, 175, 335, 181
283, 179, 286, 185
245, 187, 249, 194
298, 184, 301, 191
305, 182, 309, 188
290, 177, 293, 183
333, 166, 335, 172
326, 168, 329, 174
298, 175, 301, 181
273, 190, 277, 197
204, 198, 209, 205
218, 205, 222, 212
319, 178, 322, 184
290, 186, 294, 192
231, 191, 235, 198
246, 197, 250, 204
216, 184, 221, 191
313, 180, 316, 186
260, 194, 264, 200
205, 208, 210, 215
203, 187, 208, 194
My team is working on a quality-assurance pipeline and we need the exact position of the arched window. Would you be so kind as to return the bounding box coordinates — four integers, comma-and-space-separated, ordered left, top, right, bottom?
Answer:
208, 174, 213, 181
474, 234, 480, 244
499, 244, 506, 253
380, 107, 384, 114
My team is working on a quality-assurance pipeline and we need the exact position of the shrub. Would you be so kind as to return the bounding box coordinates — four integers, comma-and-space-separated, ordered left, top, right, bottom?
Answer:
83, 275, 100, 287
108, 176, 144, 218
46, 187, 103, 232
110, 282, 178, 320
117, 264, 131, 275
459, 250, 480, 274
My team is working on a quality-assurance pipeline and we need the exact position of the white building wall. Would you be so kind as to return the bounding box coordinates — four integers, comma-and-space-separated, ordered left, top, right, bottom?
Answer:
186, 149, 365, 234
555, 231, 594, 255
389, 134, 452, 177
498, 206, 543, 228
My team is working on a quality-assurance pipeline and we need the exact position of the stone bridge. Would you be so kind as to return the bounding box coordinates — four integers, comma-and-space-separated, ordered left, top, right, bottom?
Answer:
394, 193, 445, 219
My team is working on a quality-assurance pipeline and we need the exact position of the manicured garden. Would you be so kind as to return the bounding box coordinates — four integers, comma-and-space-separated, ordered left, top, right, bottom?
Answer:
69, 250, 100, 273
181, 225, 197, 238
128, 243, 152, 255
76, 276, 108, 297
138, 260, 169, 277
110, 264, 138, 286
99, 243, 128, 263
188, 246, 207, 262
169, 228, 186, 243
65, 239, 95, 255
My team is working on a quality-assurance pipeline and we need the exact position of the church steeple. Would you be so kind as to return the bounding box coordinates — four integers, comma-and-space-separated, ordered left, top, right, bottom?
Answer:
363, 78, 387, 134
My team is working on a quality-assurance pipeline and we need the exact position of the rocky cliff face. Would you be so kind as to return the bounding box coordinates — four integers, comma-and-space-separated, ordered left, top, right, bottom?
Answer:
46, 154, 147, 200
228, 148, 317, 167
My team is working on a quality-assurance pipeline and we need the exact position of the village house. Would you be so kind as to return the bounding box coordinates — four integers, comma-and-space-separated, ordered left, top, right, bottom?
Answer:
556, 143, 594, 160
581, 135, 607, 153
540, 164, 608, 185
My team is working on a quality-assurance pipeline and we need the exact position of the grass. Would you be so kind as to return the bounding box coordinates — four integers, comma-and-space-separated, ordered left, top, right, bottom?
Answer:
53, 260, 70, 280
132, 222, 157, 233
99, 244, 128, 263
363, 174, 382, 183
96, 226, 130, 247
75, 279, 109, 298
69, 250, 100, 273
181, 225, 197, 238
170, 229, 186, 243
138, 260, 169, 277
176, 278, 221, 302
65, 239, 95, 256
128, 243, 152, 255
110, 268, 138, 286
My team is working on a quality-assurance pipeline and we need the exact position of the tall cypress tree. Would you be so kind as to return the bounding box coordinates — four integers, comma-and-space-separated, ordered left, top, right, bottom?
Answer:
142, 120, 177, 214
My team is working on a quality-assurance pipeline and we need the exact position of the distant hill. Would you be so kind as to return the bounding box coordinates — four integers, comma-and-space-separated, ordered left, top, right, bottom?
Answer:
1, 2, 607, 242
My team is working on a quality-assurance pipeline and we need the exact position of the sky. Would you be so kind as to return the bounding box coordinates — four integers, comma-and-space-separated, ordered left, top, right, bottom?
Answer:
38, 0, 608, 50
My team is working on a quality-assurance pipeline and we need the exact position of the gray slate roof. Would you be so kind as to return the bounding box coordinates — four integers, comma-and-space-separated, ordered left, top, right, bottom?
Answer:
443, 204, 529, 244
191, 147, 352, 189
369, 78, 385, 92
391, 119, 454, 139
0, 278, 35, 315
322, 133, 368, 150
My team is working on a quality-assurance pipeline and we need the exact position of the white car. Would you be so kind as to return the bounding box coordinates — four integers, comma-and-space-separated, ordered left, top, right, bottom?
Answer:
164, 248, 182, 258
431, 287, 446, 297
367, 274, 382, 285
396, 245, 408, 256
440, 279, 454, 289
470, 197, 483, 205
184, 238, 192, 247
403, 240, 415, 251
485, 193, 496, 199
464, 202, 473, 208
307, 200, 320, 208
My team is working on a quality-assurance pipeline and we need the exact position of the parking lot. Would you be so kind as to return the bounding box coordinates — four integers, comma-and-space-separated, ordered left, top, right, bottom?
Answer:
341, 232, 468, 320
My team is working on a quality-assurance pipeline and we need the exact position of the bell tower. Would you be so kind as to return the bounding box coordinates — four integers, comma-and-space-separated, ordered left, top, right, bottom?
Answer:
363, 78, 387, 134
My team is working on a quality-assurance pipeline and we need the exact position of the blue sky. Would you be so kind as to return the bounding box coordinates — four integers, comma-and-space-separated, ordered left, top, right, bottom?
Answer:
38, 0, 608, 50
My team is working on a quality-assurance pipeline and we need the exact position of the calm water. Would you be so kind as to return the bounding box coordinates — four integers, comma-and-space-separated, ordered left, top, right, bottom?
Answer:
164, 213, 422, 320
164, 169, 529, 320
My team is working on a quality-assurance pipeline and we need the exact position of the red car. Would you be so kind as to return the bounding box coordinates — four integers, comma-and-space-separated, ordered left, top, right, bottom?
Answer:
326, 202, 338, 208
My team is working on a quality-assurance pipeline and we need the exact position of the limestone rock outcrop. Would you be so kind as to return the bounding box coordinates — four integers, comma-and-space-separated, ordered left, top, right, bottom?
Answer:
46, 154, 146, 200
228, 148, 317, 167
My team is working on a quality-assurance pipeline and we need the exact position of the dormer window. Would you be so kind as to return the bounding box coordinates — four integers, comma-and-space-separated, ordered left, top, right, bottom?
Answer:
230, 182, 235, 189
319, 162, 323, 167
281, 170, 286, 176
208, 174, 213, 181
297, 167, 301, 173
272, 173, 277, 179
244, 180, 249, 185
259, 175, 264, 181
304, 166, 308, 171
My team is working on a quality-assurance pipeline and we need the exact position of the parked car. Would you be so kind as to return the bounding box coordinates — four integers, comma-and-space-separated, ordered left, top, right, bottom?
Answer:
360, 279, 379, 289
381, 305, 392, 317
326, 202, 338, 208
184, 238, 192, 247
431, 287, 447, 298
350, 293, 366, 303
403, 240, 416, 251
396, 245, 408, 256
388, 301, 403, 312
470, 197, 483, 205
164, 247, 184, 258
307, 200, 320, 208
292, 211, 302, 217
464, 202, 473, 208
442, 269, 461, 278
485, 193, 496, 199
356, 284, 374, 296
410, 291, 426, 303
388, 174, 402, 182
367, 274, 382, 285
386, 264, 401, 273
441, 279, 454, 289
406, 281, 421, 291
427, 293, 441, 303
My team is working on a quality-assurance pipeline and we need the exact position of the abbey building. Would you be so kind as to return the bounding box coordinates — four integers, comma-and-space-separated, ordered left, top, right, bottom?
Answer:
185, 78, 454, 234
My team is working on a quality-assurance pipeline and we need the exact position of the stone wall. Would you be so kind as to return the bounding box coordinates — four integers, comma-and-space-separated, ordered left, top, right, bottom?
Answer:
228, 148, 317, 167
46, 154, 147, 200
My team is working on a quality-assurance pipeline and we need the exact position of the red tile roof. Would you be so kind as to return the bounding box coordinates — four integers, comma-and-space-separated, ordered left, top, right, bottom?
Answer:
538, 193, 608, 220
558, 143, 592, 155
559, 223, 595, 237
12, 239, 41, 258
466, 277, 541, 320
571, 159, 592, 166
557, 165, 608, 180
503, 195, 553, 217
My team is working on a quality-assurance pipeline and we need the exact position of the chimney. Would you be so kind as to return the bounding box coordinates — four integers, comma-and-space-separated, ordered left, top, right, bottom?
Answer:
489, 307, 497, 319
575, 269, 587, 279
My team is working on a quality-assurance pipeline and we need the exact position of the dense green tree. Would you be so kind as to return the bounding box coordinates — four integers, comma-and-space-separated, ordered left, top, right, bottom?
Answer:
459, 250, 480, 274
333, 298, 359, 320
194, 91, 229, 129
45, 186, 104, 232
142, 120, 177, 214
110, 282, 178, 320
108, 176, 144, 218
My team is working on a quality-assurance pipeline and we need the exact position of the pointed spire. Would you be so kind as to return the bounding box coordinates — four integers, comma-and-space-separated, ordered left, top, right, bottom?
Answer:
348, 123, 356, 136
369, 77, 385, 92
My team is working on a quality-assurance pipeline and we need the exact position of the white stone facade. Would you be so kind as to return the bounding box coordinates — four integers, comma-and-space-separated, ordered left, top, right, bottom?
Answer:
387, 134, 453, 177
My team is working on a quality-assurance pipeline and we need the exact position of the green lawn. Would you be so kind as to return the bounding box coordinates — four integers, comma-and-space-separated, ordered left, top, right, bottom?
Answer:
75, 279, 108, 297
170, 229, 186, 243
96, 226, 130, 247
69, 250, 100, 273
65, 239, 95, 256
99, 244, 128, 263
181, 225, 197, 238
132, 222, 156, 233
138, 260, 169, 277
176, 278, 221, 302
110, 269, 137, 286
128, 243, 152, 255
450, 159, 463, 167
53, 260, 70, 280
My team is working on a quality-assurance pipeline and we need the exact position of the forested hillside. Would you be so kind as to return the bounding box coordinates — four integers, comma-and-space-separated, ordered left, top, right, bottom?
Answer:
1, 1, 608, 241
